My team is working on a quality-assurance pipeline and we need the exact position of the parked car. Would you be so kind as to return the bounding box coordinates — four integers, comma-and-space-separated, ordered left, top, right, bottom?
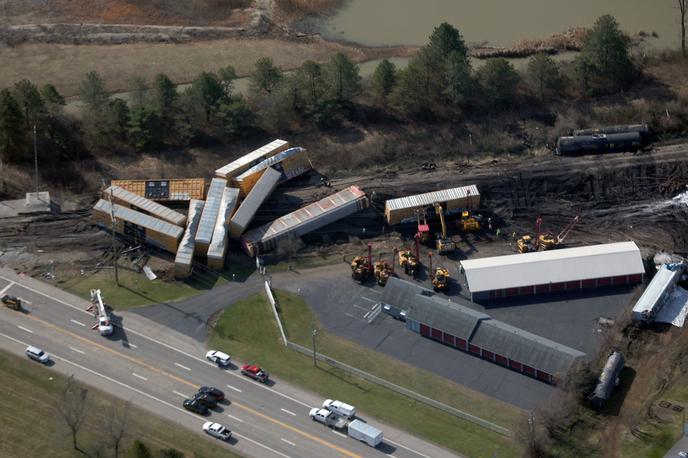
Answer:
183, 398, 209, 415
198, 386, 225, 402
241, 364, 269, 382
203, 422, 232, 441
193, 392, 219, 408
206, 350, 231, 367
25, 346, 49, 364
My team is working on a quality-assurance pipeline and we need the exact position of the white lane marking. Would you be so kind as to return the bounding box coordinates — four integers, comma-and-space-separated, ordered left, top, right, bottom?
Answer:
363, 311, 371, 319
174, 362, 191, 371
132, 373, 148, 381
227, 414, 244, 423
384, 438, 432, 458
0, 281, 15, 296
360, 296, 377, 303
69, 346, 85, 355
0, 335, 292, 458
17, 325, 33, 334
280, 438, 296, 446
226, 384, 242, 393
126, 342, 137, 349
332, 430, 347, 438
343, 312, 362, 321
69, 319, 86, 327
172, 390, 189, 398
1, 276, 312, 409
280, 408, 296, 416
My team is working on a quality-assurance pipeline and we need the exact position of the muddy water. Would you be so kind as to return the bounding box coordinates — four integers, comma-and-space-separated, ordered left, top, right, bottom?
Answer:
320, 0, 679, 48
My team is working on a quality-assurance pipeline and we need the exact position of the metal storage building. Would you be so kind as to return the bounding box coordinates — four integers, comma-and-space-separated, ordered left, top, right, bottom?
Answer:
92, 199, 183, 253
384, 185, 480, 225
215, 139, 289, 179
103, 186, 186, 227
207, 188, 240, 269
632, 264, 683, 322
460, 241, 645, 301
174, 199, 205, 279
381, 277, 586, 384
110, 178, 206, 202
228, 167, 280, 239
240, 186, 369, 257
194, 178, 228, 255
233, 147, 312, 195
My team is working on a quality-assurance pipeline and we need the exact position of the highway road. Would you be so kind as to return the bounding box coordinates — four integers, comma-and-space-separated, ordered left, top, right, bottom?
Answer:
0, 268, 460, 458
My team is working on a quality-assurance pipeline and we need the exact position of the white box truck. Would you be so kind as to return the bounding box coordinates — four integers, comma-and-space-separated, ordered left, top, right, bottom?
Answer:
347, 419, 382, 448
323, 399, 356, 419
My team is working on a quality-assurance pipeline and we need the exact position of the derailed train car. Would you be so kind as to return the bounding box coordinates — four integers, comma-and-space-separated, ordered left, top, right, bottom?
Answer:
555, 131, 646, 156
588, 351, 625, 409
573, 124, 653, 143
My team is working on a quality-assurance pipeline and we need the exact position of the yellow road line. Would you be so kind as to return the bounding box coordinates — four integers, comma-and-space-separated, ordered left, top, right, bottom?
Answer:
21, 313, 362, 458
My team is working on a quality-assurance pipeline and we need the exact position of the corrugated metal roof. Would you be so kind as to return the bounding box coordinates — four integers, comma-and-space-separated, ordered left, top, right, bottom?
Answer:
382, 277, 585, 375
175, 200, 205, 267
229, 167, 280, 238
235, 147, 306, 181
93, 199, 183, 239
207, 188, 240, 260
105, 185, 186, 226
460, 241, 645, 293
241, 186, 368, 246
195, 178, 227, 245
215, 139, 288, 178
385, 185, 479, 211
632, 265, 682, 320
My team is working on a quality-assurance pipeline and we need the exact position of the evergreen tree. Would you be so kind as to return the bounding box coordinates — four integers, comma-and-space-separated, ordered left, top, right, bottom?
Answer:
477, 58, 520, 109
442, 51, 474, 115
323, 53, 361, 104
190, 72, 225, 123
41, 84, 65, 114
13, 79, 46, 130
577, 14, 633, 90
128, 106, 162, 151
218, 65, 238, 98
79, 71, 109, 112
0, 89, 28, 161
526, 53, 564, 101
129, 76, 149, 110
249, 57, 283, 96
151, 73, 178, 115
371, 59, 397, 103
295, 60, 325, 108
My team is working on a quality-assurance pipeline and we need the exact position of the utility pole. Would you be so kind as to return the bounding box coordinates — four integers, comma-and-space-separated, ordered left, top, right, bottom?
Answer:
103, 180, 120, 286
33, 124, 39, 198
311, 326, 318, 367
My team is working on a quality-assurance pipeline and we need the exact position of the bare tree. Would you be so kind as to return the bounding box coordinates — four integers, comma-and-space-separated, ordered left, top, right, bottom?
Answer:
106, 400, 131, 458
680, 0, 687, 56
276, 235, 304, 265
57, 375, 89, 454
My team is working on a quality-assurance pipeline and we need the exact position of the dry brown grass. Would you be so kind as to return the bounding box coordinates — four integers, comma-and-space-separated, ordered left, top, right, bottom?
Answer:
273, 0, 340, 16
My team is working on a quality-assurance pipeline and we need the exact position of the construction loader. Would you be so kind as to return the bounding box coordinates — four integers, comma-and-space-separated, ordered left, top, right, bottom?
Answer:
374, 259, 394, 286
458, 211, 481, 232
432, 267, 450, 292
351, 244, 373, 283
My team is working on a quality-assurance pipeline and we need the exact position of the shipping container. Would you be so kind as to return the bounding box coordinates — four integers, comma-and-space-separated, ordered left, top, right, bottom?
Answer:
228, 167, 280, 239
174, 200, 205, 279
215, 139, 289, 179
103, 186, 187, 227
240, 186, 369, 257
207, 188, 240, 269
194, 178, 228, 255
384, 185, 480, 225
92, 199, 183, 253
110, 178, 206, 202
233, 147, 312, 195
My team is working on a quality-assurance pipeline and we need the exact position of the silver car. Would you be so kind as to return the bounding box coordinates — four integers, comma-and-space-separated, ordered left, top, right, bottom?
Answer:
203, 422, 232, 441
206, 350, 231, 367
25, 346, 50, 364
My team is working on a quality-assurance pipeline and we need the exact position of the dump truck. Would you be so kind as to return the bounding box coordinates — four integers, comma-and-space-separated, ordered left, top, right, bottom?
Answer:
1, 294, 21, 311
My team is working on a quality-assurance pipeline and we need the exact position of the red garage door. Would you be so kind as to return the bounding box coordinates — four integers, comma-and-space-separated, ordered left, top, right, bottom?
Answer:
506, 288, 519, 297
535, 284, 549, 294
495, 354, 508, 366
565, 281, 580, 290
468, 344, 481, 355
420, 324, 430, 337
431, 328, 442, 341
482, 350, 494, 361
581, 278, 596, 288
536, 370, 551, 383
509, 360, 522, 371
523, 365, 536, 376
612, 275, 628, 285
628, 273, 642, 283
455, 338, 467, 351
597, 277, 610, 286
443, 333, 455, 346
550, 282, 564, 292
520, 286, 534, 295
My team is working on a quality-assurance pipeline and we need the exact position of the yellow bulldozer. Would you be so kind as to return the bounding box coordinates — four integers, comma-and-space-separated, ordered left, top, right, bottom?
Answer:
517, 234, 538, 253
458, 211, 481, 232
432, 267, 450, 292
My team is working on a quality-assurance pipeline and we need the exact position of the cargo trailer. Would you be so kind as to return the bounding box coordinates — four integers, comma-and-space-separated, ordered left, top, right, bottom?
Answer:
103, 186, 186, 226
215, 139, 289, 179
228, 167, 280, 239
110, 178, 206, 202
92, 199, 183, 253
233, 147, 312, 195
240, 186, 369, 257
384, 185, 480, 225
194, 178, 228, 256
347, 420, 382, 448
207, 188, 240, 269
174, 199, 205, 279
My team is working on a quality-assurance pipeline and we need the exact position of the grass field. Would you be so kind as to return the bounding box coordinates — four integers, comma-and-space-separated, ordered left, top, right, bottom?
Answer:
58, 264, 252, 309
209, 290, 524, 458
0, 349, 238, 458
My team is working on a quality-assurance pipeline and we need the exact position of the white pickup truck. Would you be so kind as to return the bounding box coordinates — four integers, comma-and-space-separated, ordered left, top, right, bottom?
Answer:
323, 399, 356, 419
309, 408, 348, 429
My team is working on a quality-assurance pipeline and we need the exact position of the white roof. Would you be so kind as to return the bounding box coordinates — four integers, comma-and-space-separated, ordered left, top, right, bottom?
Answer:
385, 185, 479, 211
460, 241, 644, 293
215, 139, 288, 178
105, 185, 186, 226
632, 264, 681, 316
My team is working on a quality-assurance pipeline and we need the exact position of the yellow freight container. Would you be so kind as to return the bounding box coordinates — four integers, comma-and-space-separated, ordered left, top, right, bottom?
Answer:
384, 185, 480, 225
110, 178, 206, 202
233, 147, 312, 196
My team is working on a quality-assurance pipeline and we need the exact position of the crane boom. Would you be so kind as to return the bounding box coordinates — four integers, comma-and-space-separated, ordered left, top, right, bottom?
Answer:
434, 203, 447, 239
557, 216, 580, 243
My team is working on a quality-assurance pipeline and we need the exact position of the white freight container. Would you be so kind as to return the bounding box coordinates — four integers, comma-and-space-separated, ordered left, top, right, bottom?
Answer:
322, 399, 356, 419
347, 419, 382, 448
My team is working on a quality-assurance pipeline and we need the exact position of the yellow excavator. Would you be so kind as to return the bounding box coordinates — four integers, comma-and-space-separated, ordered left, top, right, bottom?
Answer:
539, 216, 580, 250
458, 211, 481, 232
433, 203, 455, 254
351, 244, 373, 283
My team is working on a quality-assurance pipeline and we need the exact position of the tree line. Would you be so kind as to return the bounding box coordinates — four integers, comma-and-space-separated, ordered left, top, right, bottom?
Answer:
0, 14, 637, 164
